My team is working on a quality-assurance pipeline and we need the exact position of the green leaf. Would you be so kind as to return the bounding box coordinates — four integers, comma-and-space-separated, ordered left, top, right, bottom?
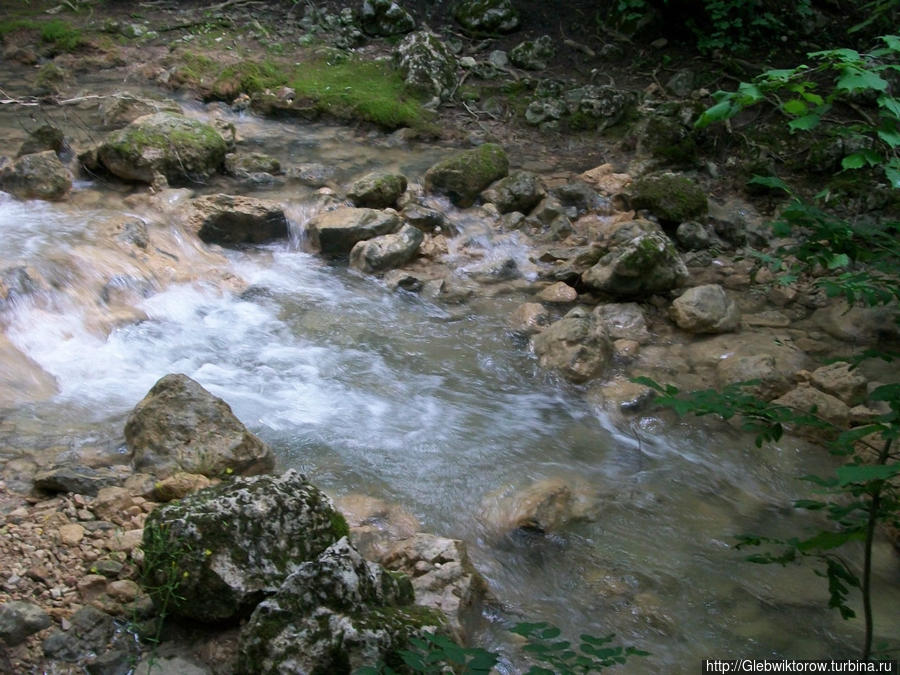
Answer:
836, 66, 889, 93
736, 81, 765, 105
870, 383, 900, 402
842, 149, 882, 169
878, 123, 900, 148
788, 113, 821, 131
796, 530, 862, 551
878, 94, 900, 119
826, 253, 850, 269
809, 48, 861, 63
762, 68, 798, 83
748, 174, 792, 192
881, 35, 900, 52
885, 166, 900, 189
695, 99, 735, 128
835, 464, 900, 485
782, 99, 808, 115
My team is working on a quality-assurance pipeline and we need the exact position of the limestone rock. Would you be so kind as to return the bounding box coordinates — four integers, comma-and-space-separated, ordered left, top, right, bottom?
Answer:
151, 472, 213, 502
630, 173, 707, 224
509, 35, 555, 70
0, 600, 51, 646
670, 284, 741, 334
813, 300, 900, 344
453, 0, 519, 34
382, 534, 488, 644
581, 231, 688, 298
395, 31, 458, 105
97, 112, 227, 185
716, 353, 792, 401
531, 308, 612, 383
360, 0, 416, 36
142, 470, 348, 622
306, 207, 400, 256
334, 493, 420, 561
224, 152, 282, 178
772, 385, 851, 436
58, 523, 86, 546
42, 606, 115, 662
349, 223, 423, 273
589, 376, 656, 414
480, 477, 596, 535
0, 150, 72, 201
237, 538, 443, 673
17, 124, 67, 157
400, 203, 448, 233
189, 194, 288, 246
424, 143, 509, 207
562, 85, 633, 131
98, 94, 183, 129
809, 362, 868, 406
33, 464, 127, 496
508, 302, 551, 335
125, 373, 274, 478
480, 170, 546, 214
592, 302, 651, 343
347, 171, 408, 209
133, 655, 211, 675
537, 281, 577, 303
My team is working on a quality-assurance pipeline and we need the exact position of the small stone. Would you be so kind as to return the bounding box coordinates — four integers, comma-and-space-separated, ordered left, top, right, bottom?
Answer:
0, 600, 51, 646
77, 575, 109, 603
106, 529, 144, 553
58, 523, 86, 546
537, 281, 578, 303
107, 579, 140, 603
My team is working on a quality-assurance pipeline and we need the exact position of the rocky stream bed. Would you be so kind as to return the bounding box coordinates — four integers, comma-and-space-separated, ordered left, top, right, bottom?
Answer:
1, 1, 899, 673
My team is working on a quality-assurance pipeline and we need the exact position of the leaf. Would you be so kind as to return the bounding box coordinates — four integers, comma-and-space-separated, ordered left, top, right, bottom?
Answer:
842, 149, 882, 169
736, 81, 765, 105
694, 99, 735, 128
748, 174, 792, 192
835, 464, 900, 485
826, 253, 850, 269
885, 166, 900, 189
836, 66, 889, 93
788, 113, 821, 131
762, 68, 799, 83
796, 530, 862, 551
882, 35, 900, 52
809, 48, 861, 63
871, 383, 900, 402
802, 91, 825, 106
877, 123, 900, 148
878, 94, 900, 119
783, 99, 809, 115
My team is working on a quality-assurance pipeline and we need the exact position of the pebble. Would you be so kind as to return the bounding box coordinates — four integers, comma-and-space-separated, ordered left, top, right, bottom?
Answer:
58, 523, 86, 546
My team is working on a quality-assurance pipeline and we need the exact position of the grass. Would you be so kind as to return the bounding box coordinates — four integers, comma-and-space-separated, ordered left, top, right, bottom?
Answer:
197, 54, 431, 130
0, 17, 83, 52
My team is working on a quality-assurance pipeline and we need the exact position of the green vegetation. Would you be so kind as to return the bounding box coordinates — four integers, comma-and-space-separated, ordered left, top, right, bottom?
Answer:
199, 55, 430, 129
637, 33, 900, 661
138, 520, 190, 647
41, 18, 83, 52
356, 622, 647, 674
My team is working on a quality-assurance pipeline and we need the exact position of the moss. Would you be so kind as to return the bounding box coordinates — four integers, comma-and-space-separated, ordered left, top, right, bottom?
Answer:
0, 18, 39, 36
330, 510, 350, 539
212, 59, 289, 98
631, 173, 708, 224
41, 19, 82, 52
34, 62, 66, 95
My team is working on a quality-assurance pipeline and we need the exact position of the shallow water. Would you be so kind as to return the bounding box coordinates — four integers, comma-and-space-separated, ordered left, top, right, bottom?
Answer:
1, 95, 897, 672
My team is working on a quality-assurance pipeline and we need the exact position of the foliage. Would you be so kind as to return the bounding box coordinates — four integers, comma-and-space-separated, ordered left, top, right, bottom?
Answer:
695, 35, 900, 188
137, 520, 191, 647
41, 19, 83, 52
354, 622, 646, 674
610, 0, 814, 54
633, 36, 900, 661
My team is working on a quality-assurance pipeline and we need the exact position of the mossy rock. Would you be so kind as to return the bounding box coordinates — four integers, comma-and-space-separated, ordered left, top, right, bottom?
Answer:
238, 538, 446, 674
140, 470, 349, 623
630, 173, 707, 224
97, 112, 227, 185
0, 150, 72, 201
424, 143, 509, 207
452, 0, 519, 34
347, 171, 408, 209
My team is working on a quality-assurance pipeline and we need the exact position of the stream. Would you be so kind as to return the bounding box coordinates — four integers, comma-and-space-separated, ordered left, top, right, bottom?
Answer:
1, 87, 898, 673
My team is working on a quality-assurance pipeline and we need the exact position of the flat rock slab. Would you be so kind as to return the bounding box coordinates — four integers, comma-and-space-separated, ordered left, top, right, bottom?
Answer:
190, 194, 288, 245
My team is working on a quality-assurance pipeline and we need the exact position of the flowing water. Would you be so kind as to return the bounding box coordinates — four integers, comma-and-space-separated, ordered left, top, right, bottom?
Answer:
1, 91, 898, 672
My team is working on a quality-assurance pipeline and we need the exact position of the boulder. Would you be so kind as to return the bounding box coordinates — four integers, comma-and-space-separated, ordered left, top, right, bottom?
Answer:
592, 302, 651, 343
563, 85, 632, 131
0, 150, 72, 201
537, 281, 577, 303
809, 362, 868, 406
531, 308, 612, 383
716, 353, 792, 401
670, 284, 741, 334
349, 223, 423, 273
98, 94, 183, 129
141, 470, 348, 622
400, 203, 448, 233
453, 0, 519, 33
509, 35, 555, 70
360, 0, 416, 36
334, 493, 420, 561
772, 385, 851, 436
813, 301, 900, 344
124, 373, 274, 478
589, 376, 656, 414
223, 152, 282, 178
479, 477, 596, 535
151, 472, 213, 502
347, 171, 408, 209
306, 207, 401, 256
237, 538, 444, 673
424, 143, 509, 207
630, 173, 707, 225
189, 194, 288, 245
480, 170, 546, 214
17, 124, 67, 157
97, 112, 227, 185
382, 534, 488, 644
581, 231, 688, 298
42, 606, 115, 662
33, 464, 128, 496
508, 302, 551, 335
0, 601, 51, 646
395, 31, 458, 105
